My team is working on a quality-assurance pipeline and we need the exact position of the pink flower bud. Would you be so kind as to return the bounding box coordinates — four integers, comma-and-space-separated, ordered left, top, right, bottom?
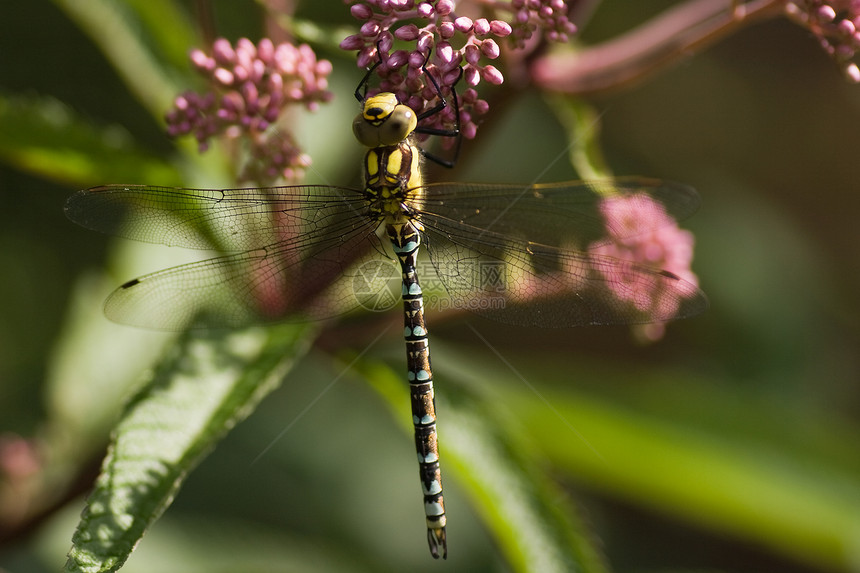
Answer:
474, 18, 490, 36
222, 91, 243, 112
408, 50, 427, 68
339, 34, 365, 51
481, 65, 504, 85
361, 21, 380, 37
190, 49, 214, 71
435, 0, 454, 16
454, 17, 473, 33
250, 59, 265, 83
464, 66, 479, 86
480, 39, 500, 59
214, 67, 234, 85
378, 31, 394, 53
236, 38, 256, 59
241, 82, 259, 108
437, 42, 454, 63
462, 122, 476, 139
464, 43, 480, 65
490, 20, 512, 37
387, 49, 408, 69
233, 65, 249, 83
395, 24, 420, 41
257, 38, 274, 63
264, 105, 280, 123
350, 3, 373, 19
443, 68, 461, 86
817, 4, 837, 22
407, 95, 423, 111
357, 48, 376, 69
416, 31, 434, 53
212, 38, 235, 64
316, 59, 333, 76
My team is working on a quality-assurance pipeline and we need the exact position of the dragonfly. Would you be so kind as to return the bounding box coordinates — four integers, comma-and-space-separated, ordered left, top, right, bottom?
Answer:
65, 62, 707, 559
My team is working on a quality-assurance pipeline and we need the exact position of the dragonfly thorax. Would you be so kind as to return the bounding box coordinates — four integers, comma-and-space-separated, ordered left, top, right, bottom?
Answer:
364, 141, 424, 224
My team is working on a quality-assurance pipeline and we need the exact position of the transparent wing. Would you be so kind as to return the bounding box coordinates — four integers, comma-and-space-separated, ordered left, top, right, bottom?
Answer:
66, 178, 706, 330
66, 184, 381, 329
419, 177, 699, 249
64, 184, 370, 251
101, 234, 382, 330
418, 178, 707, 327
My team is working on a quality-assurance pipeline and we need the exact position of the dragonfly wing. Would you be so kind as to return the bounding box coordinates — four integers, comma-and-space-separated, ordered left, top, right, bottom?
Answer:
65, 184, 367, 251
99, 208, 380, 330
420, 177, 700, 250
421, 209, 707, 328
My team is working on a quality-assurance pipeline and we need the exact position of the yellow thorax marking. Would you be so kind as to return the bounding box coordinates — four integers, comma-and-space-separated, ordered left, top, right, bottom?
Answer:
386, 148, 404, 184
366, 149, 380, 185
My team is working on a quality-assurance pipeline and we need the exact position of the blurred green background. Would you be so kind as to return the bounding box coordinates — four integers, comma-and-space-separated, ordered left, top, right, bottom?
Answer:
2, 1, 860, 572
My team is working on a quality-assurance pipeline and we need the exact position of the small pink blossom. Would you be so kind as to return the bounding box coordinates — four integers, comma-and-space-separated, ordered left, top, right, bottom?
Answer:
165, 38, 332, 184
508, 0, 577, 47
340, 0, 576, 144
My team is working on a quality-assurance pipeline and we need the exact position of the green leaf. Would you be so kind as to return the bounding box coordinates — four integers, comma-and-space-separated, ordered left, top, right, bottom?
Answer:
546, 94, 611, 180
501, 373, 860, 572
124, 0, 199, 74
383, 336, 860, 571
51, 0, 194, 121
47, 0, 231, 186
0, 94, 181, 187
354, 355, 609, 573
64, 323, 317, 573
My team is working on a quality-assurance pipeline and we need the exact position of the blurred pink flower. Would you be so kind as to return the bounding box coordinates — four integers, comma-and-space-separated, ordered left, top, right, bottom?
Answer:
589, 193, 699, 340
785, 0, 860, 81
165, 38, 332, 183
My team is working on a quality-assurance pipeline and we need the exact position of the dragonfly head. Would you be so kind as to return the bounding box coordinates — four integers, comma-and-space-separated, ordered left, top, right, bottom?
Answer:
353, 92, 418, 148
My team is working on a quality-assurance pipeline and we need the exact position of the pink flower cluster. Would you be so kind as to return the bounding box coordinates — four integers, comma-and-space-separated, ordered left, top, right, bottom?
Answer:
589, 193, 699, 340
340, 0, 576, 142
165, 38, 333, 183
785, 0, 860, 82
508, 0, 578, 46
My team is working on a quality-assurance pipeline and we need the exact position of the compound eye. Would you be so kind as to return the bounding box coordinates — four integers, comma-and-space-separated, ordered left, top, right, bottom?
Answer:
379, 105, 417, 145
353, 113, 375, 147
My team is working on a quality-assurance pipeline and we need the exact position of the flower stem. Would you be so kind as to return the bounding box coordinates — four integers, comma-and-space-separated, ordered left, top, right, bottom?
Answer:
531, 0, 785, 96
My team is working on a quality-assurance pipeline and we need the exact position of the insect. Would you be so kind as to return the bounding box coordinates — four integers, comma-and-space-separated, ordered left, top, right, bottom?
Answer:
65, 60, 707, 559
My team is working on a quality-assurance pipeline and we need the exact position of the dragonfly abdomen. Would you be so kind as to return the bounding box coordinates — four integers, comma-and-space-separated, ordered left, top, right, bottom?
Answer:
359, 89, 446, 558
387, 221, 447, 558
